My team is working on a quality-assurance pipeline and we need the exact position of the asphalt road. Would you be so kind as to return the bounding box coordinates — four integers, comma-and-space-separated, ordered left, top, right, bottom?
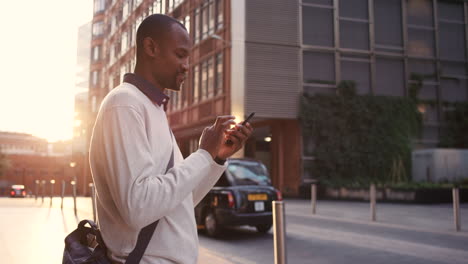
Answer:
0, 197, 467, 264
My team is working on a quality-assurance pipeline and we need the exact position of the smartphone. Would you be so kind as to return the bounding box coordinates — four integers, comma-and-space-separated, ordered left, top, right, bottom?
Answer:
226, 112, 255, 145
241, 112, 255, 125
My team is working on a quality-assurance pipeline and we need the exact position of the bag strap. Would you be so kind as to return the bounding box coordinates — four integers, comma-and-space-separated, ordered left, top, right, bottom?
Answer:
125, 130, 175, 264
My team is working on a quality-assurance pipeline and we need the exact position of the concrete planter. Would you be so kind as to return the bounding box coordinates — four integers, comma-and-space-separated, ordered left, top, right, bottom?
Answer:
322, 187, 468, 203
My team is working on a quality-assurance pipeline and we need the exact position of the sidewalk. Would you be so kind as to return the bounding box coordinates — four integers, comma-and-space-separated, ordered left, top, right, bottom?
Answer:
0, 197, 235, 264
284, 198, 468, 234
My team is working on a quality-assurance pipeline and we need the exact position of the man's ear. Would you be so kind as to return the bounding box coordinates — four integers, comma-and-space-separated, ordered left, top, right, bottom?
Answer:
143, 37, 159, 58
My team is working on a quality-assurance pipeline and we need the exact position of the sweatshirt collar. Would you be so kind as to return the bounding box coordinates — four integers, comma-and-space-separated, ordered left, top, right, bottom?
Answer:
123, 73, 170, 111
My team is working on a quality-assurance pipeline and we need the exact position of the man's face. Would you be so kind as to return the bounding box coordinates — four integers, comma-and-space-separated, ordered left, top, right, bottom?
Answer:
153, 24, 191, 91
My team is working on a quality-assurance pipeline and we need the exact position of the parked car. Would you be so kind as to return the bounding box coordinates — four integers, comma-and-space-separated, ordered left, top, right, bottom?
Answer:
195, 158, 282, 237
10, 185, 26, 198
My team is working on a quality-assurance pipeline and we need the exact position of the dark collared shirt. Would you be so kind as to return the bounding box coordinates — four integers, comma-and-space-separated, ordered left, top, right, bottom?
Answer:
123, 73, 170, 111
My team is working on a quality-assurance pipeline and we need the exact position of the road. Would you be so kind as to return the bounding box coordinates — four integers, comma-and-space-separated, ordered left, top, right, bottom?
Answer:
0, 197, 467, 263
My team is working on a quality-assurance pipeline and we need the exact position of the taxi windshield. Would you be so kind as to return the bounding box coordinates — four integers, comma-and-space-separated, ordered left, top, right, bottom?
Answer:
227, 162, 271, 186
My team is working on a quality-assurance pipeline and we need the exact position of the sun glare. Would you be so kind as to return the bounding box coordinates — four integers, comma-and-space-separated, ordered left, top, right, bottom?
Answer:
0, 0, 93, 143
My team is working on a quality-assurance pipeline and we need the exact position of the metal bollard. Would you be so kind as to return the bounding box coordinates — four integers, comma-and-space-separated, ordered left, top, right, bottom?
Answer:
453, 188, 460, 231
50, 180, 55, 207
311, 184, 317, 214
273, 201, 287, 264
90, 183, 97, 222
71, 180, 77, 216
41, 180, 46, 204
61, 180, 65, 210
370, 184, 376, 222
35, 180, 39, 201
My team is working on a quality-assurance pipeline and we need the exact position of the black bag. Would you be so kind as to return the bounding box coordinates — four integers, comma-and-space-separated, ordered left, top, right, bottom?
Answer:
62, 219, 111, 264
62, 219, 161, 264
63, 132, 174, 264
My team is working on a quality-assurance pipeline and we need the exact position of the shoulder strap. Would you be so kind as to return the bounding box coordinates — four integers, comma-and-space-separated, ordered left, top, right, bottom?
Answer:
125, 130, 175, 264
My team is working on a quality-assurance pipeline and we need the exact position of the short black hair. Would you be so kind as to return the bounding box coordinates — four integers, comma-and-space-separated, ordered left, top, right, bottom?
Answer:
136, 14, 187, 56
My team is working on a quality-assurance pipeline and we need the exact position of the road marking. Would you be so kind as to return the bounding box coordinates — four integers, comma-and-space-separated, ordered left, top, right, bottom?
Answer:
288, 223, 468, 264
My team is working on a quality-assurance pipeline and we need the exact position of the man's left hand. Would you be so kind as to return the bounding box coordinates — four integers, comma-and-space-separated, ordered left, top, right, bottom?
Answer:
216, 122, 254, 160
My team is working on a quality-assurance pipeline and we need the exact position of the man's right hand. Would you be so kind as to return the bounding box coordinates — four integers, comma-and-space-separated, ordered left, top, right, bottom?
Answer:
199, 116, 236, 159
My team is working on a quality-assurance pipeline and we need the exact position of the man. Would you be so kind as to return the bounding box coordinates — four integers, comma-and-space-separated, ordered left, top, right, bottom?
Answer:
89, 14, 252, 263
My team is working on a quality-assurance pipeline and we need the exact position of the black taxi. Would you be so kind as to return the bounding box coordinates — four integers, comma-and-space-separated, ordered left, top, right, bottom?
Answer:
195, 158, 282, 237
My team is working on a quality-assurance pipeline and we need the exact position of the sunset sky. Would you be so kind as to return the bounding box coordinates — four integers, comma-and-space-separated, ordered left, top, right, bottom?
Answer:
0, 0, 93, 142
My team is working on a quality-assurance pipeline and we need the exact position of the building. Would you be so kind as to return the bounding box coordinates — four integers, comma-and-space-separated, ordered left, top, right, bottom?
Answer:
0, 132, 75, 196
0, 132, 48, 156
74, 22, 91, 156
86, 0, 468, 196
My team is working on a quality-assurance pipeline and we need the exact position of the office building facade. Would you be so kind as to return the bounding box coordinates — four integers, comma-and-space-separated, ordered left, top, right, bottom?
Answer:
87, 0, 468, 196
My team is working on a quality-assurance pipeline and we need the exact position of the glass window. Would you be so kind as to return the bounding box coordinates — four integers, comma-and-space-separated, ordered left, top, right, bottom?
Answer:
440, 61, 467, 77
408, 60, 437, 80
92, 45, 101, 61
407, 28, 435, 57
122, 1, 129, 19
91, 71, 100, 86
375, 58, 405, 96
168, 0, 174, 11
303, 51, 335, 84
339, 0, 368, 19
216, 0, 224, 31
94, 0, 105, 14
208, 57, 214, 98
202, 3, 209, 40
194, 8, 200, 43
340, 20, 369, 50
153, 0, 161, 14
92, 21, 104, 37
161, 0, 166, 14
407, 0, 434, 26
374, 0, 403, 50
121, 31, 128, 53
215, 53, 223, 95
201, 61, 208, 99
439, 22, 466, 61
192, 65, 199, 102
302, 6, 334, 46
438, 0, 464, 22
441, 78, 467, 102
341, 56, 370, 94
209, 0, 215, 35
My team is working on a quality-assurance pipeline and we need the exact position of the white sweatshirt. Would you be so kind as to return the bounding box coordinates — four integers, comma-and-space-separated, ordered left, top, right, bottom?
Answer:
89, 82, 226, 264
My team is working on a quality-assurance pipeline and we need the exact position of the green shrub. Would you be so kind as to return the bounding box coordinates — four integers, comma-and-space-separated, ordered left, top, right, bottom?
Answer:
300, 81, 422, 186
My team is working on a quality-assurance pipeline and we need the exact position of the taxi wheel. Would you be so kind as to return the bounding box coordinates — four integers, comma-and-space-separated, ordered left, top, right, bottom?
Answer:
256, 223, 272, 233
204, 211, 222, 237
